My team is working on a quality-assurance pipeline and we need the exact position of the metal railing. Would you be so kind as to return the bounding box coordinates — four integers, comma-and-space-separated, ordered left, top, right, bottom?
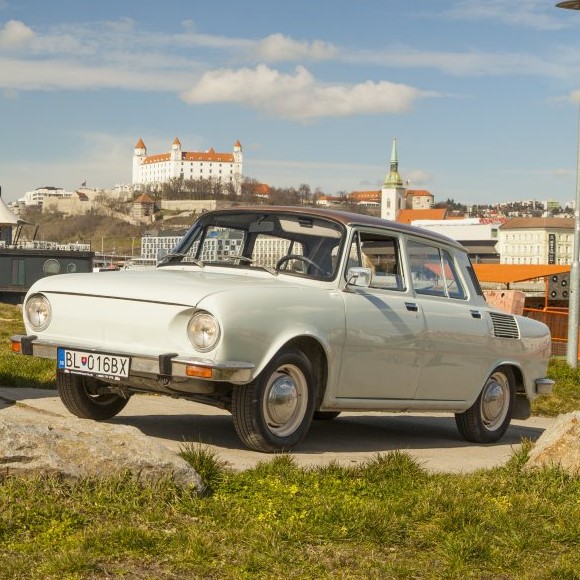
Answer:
524, 306, 571, 357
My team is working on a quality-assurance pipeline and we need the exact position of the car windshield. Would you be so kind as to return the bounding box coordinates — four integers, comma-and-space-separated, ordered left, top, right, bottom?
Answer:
159, 211, 345, 280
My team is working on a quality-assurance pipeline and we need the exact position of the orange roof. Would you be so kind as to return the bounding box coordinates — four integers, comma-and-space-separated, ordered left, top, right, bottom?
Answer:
397, 208, 447, 224
350, 190, 380, 201
135, 138, 145, 149
173, 137, 181, 146
134, 194, 155, 204
184, 151, 234, 162
473, 264, 570, 284
405, 189, 432, 197
501, 217, 574, 230
143, 153, 171, 164
234, 140, 242, 148
251, 183, 271, 195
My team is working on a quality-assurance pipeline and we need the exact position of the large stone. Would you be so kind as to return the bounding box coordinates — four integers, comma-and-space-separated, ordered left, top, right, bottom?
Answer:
526, 412, 580, 475
0, 403, 205, 492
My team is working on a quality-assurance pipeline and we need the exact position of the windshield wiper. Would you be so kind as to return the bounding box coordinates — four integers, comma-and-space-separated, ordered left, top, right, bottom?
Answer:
217, 257, 277, 276
158, 252, 204, 267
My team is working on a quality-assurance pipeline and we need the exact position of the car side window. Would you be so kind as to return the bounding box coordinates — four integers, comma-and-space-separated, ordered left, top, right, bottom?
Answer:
407, 239, 466, 299
347, 231, 406, 291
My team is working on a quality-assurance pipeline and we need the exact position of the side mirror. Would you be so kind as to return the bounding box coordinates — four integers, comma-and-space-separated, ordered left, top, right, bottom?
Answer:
346, 267, 372, 288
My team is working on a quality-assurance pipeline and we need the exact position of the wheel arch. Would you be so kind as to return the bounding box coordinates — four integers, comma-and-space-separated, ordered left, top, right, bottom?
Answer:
506, 363, 525, 394
489, 361, 526, 394
271, 335, 328, 410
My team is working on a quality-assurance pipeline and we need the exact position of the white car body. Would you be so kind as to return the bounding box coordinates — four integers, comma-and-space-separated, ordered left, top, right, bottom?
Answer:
13, 206, 554, 451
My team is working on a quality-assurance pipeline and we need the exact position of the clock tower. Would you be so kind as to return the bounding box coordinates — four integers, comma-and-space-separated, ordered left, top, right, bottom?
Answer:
380, 138, 406, 221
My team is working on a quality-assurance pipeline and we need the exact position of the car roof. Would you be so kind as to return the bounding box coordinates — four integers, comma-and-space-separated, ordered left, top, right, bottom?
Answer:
204, 205, 466, 251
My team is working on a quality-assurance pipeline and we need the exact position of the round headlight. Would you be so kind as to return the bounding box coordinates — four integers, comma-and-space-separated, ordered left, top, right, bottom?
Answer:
25, 294, 52, 332
187, 311, 220, 351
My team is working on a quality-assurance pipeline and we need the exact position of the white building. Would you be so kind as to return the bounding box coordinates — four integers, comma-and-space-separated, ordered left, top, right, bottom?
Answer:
411, 218, 504, 242
139, 231, 298, 268
20, 187, 74, 207
498, 217, 574, 265
405, 189, 434, 210
141, 235, 183, 261
411, 217, 505, 263
132, 137, 243, 195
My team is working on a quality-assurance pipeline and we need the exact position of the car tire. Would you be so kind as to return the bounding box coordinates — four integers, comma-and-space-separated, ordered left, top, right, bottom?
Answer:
231, 349, 315, 452
57, 370, 129, 420
313, 411, 341, 420
455, 366, 515, 444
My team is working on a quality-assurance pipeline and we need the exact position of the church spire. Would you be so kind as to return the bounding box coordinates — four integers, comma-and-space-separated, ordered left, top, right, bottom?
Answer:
384, 137, 403, 188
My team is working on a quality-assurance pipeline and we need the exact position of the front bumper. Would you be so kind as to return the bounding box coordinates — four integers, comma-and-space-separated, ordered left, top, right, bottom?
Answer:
10, 334, 255, 384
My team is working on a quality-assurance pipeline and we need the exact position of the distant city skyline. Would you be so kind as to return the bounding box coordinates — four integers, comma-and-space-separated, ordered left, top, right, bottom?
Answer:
1, 1, 580, 205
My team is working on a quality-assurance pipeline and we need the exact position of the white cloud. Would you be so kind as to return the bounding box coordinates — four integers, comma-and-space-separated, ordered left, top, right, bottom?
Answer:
0, 20, 34, 48
344, 46, 573, 78
406, 170, 435, 187
181, 64, 433, 120
0, 57, 189, 91
0, 132, 134, 199
254, 33, 339, 62
443, 0, 565, 31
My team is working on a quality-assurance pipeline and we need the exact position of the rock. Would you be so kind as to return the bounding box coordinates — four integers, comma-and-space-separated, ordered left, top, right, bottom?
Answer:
526, 412, 580, 475
0, 404, 205, 492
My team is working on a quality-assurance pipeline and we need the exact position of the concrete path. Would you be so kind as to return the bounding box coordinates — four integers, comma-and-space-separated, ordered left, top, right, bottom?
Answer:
0, 387, 555, 473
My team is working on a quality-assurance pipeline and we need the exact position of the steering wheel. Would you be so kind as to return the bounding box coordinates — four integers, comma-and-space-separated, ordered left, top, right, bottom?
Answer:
275, 254, 326, 275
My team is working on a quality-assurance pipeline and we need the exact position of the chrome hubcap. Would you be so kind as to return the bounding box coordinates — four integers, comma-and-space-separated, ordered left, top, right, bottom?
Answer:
263, 364, 307, 437
480, 373, 509, 431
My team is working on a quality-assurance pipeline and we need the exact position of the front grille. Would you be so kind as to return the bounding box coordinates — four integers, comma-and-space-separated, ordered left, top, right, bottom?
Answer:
489, 312, 520, 339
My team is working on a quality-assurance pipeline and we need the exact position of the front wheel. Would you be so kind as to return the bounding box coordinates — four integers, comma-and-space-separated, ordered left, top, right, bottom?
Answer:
231, 349, 315, 452
455, 367, 515, 444
57, 370, 129, 420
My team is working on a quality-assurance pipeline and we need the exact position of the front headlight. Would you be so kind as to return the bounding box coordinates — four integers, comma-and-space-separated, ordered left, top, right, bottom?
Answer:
187, 311, 220, 351
25, 293, 52, 332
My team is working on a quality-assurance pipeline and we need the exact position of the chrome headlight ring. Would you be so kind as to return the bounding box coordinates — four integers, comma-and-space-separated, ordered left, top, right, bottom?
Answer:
187, 311, 220, 352
25, 293, 52, 332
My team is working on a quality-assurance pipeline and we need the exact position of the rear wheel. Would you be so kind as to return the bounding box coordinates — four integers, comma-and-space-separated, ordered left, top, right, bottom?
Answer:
57, 370, 129, 420
231, 349, 315, 452
455, 367, 515, 443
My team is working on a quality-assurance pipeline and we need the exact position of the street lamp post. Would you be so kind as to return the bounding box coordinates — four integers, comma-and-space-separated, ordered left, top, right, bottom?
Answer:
556, 1, 580, 367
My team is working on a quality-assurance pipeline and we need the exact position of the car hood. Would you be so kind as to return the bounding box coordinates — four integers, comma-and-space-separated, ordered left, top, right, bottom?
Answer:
29, 268, 296, 307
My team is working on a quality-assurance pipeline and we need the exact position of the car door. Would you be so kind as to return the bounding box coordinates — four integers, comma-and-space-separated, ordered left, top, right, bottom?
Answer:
336, 229, 425, 401
406, 239, 490, 402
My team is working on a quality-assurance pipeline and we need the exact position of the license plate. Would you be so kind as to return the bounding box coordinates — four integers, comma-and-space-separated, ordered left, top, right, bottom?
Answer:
57, 348, 130, 381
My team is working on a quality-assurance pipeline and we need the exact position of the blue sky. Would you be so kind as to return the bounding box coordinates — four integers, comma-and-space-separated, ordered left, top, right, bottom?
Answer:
1, 0, 580, 205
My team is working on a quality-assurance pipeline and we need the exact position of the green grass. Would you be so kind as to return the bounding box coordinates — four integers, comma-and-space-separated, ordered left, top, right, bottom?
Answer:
0, 452, 578, 579
1, 303, 579, 578
532, 358, 580, 416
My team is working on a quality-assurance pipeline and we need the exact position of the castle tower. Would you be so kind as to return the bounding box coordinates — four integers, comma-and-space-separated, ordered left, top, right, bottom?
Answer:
380, 138, 406, 221
233, 140, 243, 163
132, 138, 147, 185
171, 137, 182, 159
233, 140, 243, 194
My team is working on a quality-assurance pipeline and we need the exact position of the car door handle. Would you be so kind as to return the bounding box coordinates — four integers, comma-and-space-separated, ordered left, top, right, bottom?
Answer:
405, 302, 419, 312
470, 310, 482, 319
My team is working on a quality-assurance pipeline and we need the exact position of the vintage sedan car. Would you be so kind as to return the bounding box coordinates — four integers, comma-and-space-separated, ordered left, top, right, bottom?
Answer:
12, 206, 554, 452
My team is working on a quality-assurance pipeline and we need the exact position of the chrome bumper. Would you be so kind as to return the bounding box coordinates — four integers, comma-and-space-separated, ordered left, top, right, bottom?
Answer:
10, 335, 255, 384
535, 378, 555, 396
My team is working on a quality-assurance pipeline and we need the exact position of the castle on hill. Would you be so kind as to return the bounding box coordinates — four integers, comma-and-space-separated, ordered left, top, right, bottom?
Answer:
132, 137, 243, 195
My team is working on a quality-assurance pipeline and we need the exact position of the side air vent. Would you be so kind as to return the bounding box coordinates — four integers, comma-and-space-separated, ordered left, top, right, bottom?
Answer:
489, 312, 520, 339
